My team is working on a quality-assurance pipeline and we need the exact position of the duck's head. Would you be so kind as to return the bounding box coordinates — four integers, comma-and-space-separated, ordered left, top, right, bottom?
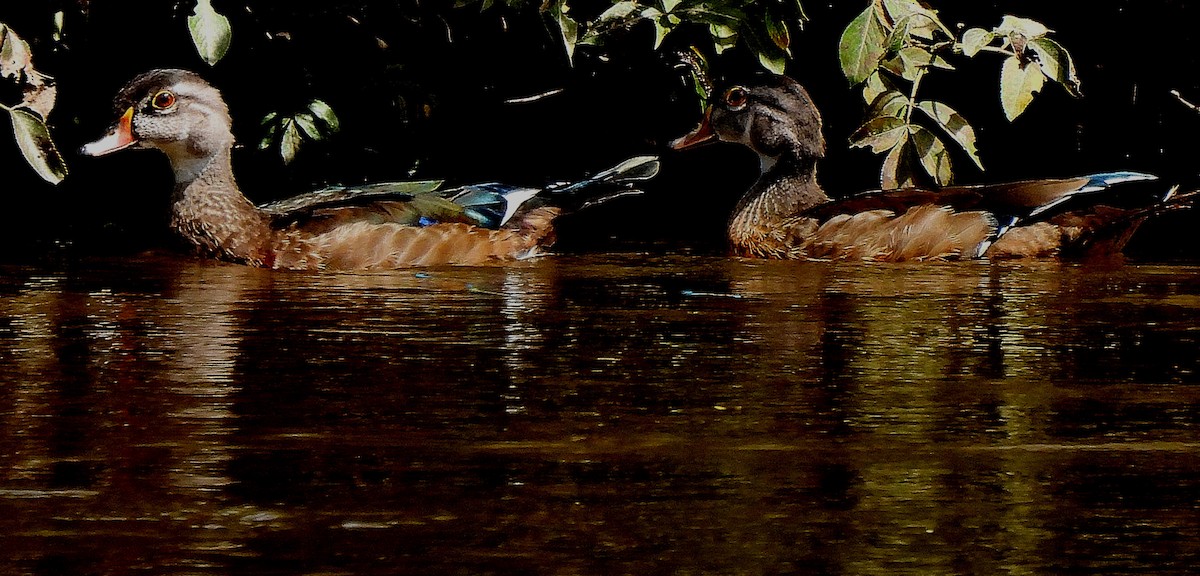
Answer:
671, 76, 825, 170
81, 69, 233, 174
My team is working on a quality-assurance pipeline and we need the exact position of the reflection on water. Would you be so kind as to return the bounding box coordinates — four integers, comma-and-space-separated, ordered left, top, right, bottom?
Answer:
1, 254, 1199, 574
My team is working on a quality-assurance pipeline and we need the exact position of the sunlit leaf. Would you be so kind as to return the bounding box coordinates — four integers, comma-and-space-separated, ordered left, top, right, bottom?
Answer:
652, 18, 670, 49
850, 116, 907, 153
594, 1, 639, 25
8, 107, 67, 184
862, 71, 892, 104
1, 23, 57, 119
1029, 37, 1081, 97
258, 121, 279, 151
869, 90, 909, 118
547, 0, 578, 64
307, 99, 340, 132
661, 0, 682, 12
911, 126, 952, 186
709, 23, 736, 40
293, 112, 322, 140
1000, 55, 1045, 121
188, 0, 232, 66
916, 100, 982, 170
959, 27, 995, 57
765, 8, 790, 54
995, 16, 1050, 40
882, 133, 916, 190
839, 5, 888, 85
52, 11, 64, 42
280, 119, 301, 164
0, 23, 33, 79
758, 51, 787, 75
882, 46, 935, 82
881, 0, 946, 39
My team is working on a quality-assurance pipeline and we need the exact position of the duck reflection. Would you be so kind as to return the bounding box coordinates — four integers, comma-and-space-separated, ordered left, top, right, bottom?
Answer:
0, 258, 270, 572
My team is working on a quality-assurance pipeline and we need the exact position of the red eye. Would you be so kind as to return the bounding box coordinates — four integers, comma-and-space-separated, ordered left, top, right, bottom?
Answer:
151, 90, 176, 110
724, 86, 749, 109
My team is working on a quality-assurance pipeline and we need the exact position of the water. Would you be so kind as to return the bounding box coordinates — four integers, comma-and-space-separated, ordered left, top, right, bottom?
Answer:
1, 253, 1199, 575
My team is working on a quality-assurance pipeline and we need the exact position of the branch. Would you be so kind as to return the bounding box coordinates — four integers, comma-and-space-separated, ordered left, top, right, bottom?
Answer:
1172, 90, 1199, 113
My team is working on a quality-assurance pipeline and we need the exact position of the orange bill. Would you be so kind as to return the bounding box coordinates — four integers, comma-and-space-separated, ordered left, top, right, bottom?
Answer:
669, 107, 716, 150
80, 107, 136, 157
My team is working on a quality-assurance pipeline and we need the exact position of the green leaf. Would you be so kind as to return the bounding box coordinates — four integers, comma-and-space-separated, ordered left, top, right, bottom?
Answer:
960, 27, 995, 57
8, 107, 67, 184
995, 16, 1050, 40
0, 23, 33, 79
661, 0, 682, 12
765, 8, 791, 54
862, 71, 892, 104
188, 0, 232, 66
1000, 55, 1045, 121
850, 116, 907, 153
708, 23, 737, 53
709, 22, 736, 39
882, 46, 935, 82
839, 5, 888, 85
652, 18, 671, 49
293, 112, 322, 141
594, 1, 639, 24
916, 100, 982, 170
258, 121, 279, 151
910, 126, 952, 186
758, 51, 787, 75
882, 133, 916, 190
869, 90, 910, 118
280, 119, 301, 164
1028, 37, 1081, 97
307, 99, 341, 132
547, 0, 578, 64
881, 0, 946, 39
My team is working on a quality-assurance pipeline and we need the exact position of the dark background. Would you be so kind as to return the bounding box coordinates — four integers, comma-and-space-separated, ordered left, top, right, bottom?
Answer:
3, 0, 1199, 260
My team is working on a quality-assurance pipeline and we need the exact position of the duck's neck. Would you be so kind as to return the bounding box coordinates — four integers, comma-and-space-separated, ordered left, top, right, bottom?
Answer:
729, 156, 829, 246
169, 147, 273, 266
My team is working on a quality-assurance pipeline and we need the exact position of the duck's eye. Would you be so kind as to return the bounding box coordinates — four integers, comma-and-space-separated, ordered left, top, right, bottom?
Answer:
151, 90, 177, 110
724, 86, 749, 109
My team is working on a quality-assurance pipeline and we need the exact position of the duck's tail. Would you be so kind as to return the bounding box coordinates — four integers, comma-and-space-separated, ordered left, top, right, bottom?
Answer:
542, 155, 661, 210
1025, 172, 1160, 219
1060, 185, 1199, 257
450, 156, 660, 228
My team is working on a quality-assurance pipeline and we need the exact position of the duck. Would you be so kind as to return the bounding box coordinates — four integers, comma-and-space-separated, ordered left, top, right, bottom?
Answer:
671, 75, 1191, 261
80, 69, 659, 270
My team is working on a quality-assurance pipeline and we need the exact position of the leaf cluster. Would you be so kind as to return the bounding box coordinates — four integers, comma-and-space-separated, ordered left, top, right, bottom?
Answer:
258, 100, 341, 165
839, 1, 1080, 189
525, 0, 806, 75
1, 23, 67, 185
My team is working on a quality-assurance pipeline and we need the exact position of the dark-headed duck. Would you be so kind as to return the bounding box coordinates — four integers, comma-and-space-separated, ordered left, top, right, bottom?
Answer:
672, 75, 1190, 261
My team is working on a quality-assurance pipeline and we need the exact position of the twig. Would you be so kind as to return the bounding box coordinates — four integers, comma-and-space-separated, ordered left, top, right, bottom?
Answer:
1171, 90, 1199, 113
504, 88, 565, 104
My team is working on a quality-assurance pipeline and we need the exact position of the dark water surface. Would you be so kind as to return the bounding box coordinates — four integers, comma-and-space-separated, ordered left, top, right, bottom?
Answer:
2, 253, 1199, 575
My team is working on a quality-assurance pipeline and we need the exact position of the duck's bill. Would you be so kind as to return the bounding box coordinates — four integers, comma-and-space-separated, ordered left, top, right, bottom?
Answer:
669, 108, 716, 151
80, 107, 137, 157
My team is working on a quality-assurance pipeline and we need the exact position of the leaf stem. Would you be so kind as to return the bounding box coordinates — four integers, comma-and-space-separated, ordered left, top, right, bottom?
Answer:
974, 45, 1012, 57
905, 67, 925, 125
